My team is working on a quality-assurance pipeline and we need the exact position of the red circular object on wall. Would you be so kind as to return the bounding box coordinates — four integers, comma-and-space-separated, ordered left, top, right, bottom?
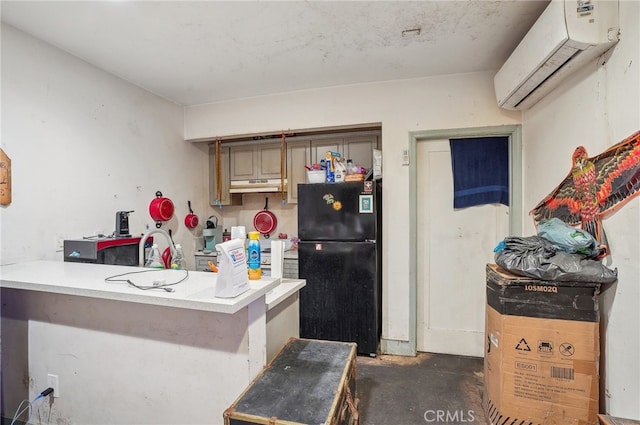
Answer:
253, 197, 277, 237
253, 210, 277, 235
149, 191, 174, 222
184, 213, 199, 229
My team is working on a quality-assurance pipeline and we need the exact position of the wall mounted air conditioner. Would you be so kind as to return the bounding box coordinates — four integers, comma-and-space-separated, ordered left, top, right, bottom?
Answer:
494, 0, 619, 111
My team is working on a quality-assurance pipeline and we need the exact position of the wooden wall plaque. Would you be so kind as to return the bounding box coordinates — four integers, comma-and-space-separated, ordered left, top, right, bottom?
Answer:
0, 148, 11, 206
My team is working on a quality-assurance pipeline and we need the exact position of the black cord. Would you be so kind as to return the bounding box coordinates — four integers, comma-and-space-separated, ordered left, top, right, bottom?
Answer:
105, 269, 189, 292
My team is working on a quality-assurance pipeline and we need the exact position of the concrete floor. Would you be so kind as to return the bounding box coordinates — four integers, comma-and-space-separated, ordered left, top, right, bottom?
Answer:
356, 352, 486, 425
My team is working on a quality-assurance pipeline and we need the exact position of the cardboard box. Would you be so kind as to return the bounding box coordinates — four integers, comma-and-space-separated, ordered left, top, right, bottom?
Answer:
484, 264, 601, 425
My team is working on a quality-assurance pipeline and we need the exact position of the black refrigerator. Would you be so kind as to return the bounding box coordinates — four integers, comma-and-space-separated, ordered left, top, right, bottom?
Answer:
297, 180, 382, 356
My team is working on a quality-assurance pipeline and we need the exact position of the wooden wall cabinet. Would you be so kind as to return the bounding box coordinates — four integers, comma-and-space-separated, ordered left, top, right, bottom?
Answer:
287, 133, 380, 204
230, 143, 283, 181
209, 145, 242, 206
310, 135, 379, 169
210, 131, 380, 206
286, 141, 311, 204
343, 135, 380, 170
310, 138, 341, 164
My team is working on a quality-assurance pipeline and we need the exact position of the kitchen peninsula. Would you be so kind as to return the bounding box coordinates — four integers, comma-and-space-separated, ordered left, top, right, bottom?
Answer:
0, 261, 304, 424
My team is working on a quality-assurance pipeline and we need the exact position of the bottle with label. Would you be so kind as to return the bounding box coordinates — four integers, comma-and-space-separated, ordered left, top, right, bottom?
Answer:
247, 231, 261, 280
171, 244, 186, 270
325, 151, 335, 183
222, 228, 231, 242
334, 158, 347, 183
145, 244, 164, 268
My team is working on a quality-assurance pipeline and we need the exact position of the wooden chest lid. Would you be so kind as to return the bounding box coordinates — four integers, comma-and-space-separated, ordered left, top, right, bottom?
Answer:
226, 338, 356, 424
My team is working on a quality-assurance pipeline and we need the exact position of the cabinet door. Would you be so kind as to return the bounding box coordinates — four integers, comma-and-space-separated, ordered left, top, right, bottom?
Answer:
311, 138, 342, 164
287, 141, 311, 204
343, 136, 379, 170
257, 143, 284, 179
195, 255, 214, 272
230, 145, 257, 180
283, 258, 299, 278
210, 145, 241, 206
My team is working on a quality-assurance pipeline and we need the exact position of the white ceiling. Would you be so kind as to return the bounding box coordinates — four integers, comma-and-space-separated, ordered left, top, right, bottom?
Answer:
1, 1, 550, 106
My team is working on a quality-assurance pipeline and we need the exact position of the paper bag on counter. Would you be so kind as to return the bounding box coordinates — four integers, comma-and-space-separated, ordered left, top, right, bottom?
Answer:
214, 239, 250, 298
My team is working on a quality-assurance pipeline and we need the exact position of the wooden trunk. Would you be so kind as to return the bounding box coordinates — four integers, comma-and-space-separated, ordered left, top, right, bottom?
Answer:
224, 338, 358, 425
598, 415, 640, 425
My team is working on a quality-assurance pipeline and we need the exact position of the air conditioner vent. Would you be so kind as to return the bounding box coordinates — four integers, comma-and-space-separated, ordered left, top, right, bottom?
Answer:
494, 0, 619, 111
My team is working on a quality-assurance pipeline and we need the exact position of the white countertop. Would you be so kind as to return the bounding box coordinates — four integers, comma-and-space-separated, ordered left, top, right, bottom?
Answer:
0, 260, 292, 315
265, 278, 305, 310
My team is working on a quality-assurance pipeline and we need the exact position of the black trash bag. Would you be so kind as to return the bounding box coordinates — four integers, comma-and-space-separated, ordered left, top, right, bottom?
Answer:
494, 235, 617, 283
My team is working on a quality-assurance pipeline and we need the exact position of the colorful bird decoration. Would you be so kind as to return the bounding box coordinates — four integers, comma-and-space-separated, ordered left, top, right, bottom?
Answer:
530, 130, 640, 257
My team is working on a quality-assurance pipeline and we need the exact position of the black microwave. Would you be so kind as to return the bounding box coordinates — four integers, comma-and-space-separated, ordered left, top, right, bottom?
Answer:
63, 237, 147, 266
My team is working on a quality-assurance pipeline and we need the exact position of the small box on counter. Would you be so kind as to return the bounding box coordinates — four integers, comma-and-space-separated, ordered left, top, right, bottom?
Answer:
306, 169, 326, 183
344, 173, 365, 182
484, 264, 601, 425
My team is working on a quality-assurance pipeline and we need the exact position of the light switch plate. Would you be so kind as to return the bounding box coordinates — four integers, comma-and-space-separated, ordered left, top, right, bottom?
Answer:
402, 149, 410, 166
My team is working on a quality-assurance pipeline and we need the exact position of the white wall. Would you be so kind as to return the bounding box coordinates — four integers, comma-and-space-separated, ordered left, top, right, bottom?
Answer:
185, 73, 522, 351
522, 0, 640, 418
0, 24, 210, 270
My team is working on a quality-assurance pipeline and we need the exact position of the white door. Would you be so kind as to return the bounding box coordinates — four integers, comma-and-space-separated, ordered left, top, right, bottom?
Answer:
416, 139, 509, 357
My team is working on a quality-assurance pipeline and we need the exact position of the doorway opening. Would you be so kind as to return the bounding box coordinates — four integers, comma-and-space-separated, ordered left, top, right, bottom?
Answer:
405, 125, 522, 356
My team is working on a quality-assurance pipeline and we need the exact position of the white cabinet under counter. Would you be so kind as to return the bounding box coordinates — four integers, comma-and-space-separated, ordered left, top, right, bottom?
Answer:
282, 250, 299, 279
195, 249, 218, 271
0, 261, 304, 425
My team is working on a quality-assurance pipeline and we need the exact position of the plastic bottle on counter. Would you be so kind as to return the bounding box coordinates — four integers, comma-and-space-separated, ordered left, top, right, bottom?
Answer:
145, 244, 164, 268
222, 228, 231, 242
247, 231, 261, 280
171, 244, 186, 270
325, 155, 335, 183
347, 159, 358, 175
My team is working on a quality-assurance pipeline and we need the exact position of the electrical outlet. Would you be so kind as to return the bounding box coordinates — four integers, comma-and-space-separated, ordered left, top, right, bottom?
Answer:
47, 373, 60, 398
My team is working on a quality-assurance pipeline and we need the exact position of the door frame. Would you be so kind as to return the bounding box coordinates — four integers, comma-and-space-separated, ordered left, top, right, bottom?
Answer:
383, 125, 522, 356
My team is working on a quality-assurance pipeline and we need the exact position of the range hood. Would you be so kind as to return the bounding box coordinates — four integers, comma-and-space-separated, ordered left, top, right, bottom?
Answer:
229, 179, 287, 193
